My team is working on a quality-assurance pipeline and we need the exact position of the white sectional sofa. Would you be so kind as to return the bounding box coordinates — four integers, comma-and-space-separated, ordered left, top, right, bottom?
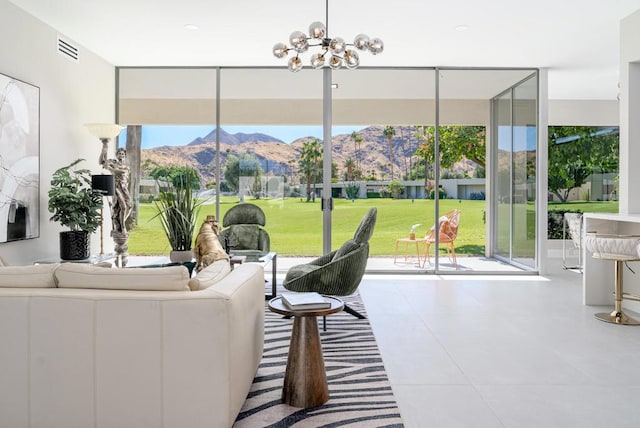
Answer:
0, 261, 265, 428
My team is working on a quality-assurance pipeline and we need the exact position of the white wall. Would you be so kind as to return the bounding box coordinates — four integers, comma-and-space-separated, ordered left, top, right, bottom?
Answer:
0, 0, 116, 264
619, 9, 640, 214
549, 100, 619, 126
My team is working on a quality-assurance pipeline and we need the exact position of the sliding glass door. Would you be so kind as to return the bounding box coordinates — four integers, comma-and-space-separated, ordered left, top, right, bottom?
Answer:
491, 74, 538, 269
116, 66, 540, 273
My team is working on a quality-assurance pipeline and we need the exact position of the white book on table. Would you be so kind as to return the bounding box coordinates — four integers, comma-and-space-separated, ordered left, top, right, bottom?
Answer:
280, 291, 331, 310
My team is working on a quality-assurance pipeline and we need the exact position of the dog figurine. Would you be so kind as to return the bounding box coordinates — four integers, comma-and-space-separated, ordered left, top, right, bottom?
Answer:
194, 215, 229, 272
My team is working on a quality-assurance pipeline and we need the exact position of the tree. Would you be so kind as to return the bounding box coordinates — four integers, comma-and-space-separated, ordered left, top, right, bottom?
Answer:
350, 130, 364, 172
548, 126, 619, 202
343, 158, 356, 181
150, 165, 201, 190
414, 125, 486, 169
299, 139, 322, 201
223, 153, 263, 193
399, 127, 408, 179
383, 126, 396, 179
413, 125, 486, 192
388, 180, 405, 199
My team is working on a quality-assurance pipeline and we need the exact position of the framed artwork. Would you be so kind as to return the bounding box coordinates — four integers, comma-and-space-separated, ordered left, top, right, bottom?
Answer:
0, 72, 40, 243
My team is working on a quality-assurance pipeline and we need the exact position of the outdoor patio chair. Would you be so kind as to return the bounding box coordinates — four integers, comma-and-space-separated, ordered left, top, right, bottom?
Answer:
282, 208, 377, 328
424, 209, 461, 266
218, 203, 270, 262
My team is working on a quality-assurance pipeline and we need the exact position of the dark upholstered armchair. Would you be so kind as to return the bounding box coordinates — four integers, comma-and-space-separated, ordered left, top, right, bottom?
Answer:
283, 208, 377, 321
218, 203, 270, 262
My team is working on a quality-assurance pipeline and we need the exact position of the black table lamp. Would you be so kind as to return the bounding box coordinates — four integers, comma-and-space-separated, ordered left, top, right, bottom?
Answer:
92, 174, 115, 255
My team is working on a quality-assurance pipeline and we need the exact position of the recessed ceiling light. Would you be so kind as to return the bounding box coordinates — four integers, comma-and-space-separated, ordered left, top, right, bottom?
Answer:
455, 25, 469, 32
184, 24, 199, 30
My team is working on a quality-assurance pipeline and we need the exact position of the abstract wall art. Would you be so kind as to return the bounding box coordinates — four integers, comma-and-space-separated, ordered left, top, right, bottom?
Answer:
0, 72, 39, 242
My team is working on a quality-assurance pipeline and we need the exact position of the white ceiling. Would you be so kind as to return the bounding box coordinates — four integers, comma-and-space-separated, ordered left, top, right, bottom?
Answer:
9, 0, 640, 100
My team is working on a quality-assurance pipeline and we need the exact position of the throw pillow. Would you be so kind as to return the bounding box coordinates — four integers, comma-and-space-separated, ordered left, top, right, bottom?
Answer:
229, 225, 260, 250
284, 263, 321, 282
332, 239, 361, 262
0, 263, 60, 288
54, 263, 191, 291
188, 259, 231, 291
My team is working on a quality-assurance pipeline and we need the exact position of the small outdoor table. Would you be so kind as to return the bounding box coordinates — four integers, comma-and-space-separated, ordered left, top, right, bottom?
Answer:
394, 237, 428, 267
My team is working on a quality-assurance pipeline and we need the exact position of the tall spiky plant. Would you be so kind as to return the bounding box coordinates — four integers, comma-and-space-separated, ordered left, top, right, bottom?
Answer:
153, 176, 203, 251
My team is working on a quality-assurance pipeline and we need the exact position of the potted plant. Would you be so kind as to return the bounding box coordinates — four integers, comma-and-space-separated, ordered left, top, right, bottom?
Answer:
409, 223, 421, 240
48, 159, 104, 260
153, 175, 203, 262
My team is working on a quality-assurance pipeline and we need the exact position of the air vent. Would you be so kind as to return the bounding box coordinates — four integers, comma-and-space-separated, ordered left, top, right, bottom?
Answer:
57, 36, 79, 62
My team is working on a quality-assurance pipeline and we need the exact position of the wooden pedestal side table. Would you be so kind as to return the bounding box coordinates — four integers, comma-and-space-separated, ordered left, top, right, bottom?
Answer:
268, 296, 344, 408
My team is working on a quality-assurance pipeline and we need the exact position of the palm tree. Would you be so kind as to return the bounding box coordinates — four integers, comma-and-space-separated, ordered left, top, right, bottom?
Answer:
399, 127, 408, 179
350, 131, 364, 172
344, 158, 356, 181
350, 131, 359, 156
299, 139, 322, 201
383, 125, 396, 179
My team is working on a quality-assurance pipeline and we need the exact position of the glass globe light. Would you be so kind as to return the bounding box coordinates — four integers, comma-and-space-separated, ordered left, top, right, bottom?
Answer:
308, 21, 326, 39
272, 42, 288, 58
329, 37, 346, 54
344, 49, 359, 69
295, 38, 309, 53
310, 53, 325, 69
368, 37, 384, 55
329, 55, 342, 69
288, 56, 303, 72
353, 34, 370, 51
289, 31, 308, 52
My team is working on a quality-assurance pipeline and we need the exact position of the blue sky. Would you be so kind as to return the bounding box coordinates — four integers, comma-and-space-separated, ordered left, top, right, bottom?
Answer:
134, 125, 367, 149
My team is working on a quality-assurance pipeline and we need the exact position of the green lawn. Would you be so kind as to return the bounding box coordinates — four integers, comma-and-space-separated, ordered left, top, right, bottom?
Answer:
127, 197, 617, 257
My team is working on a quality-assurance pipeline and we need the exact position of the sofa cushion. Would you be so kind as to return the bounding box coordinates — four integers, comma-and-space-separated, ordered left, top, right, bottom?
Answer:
188, 259, 231, 291
332, 239, 361, 261
0, 263, 60, 288
54, 263, 191, 291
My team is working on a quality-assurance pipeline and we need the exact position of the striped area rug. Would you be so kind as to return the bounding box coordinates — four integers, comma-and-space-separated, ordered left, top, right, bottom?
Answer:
233, 292, 404, 428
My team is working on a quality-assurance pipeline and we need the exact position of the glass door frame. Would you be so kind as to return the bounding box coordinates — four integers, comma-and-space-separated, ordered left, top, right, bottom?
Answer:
490, 73, 540, 271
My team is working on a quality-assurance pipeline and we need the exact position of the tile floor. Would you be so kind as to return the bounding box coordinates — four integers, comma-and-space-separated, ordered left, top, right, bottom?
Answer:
357, 260, 640, 428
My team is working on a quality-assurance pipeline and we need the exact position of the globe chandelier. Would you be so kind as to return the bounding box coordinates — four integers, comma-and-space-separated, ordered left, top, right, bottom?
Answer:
272, 0, 384, 72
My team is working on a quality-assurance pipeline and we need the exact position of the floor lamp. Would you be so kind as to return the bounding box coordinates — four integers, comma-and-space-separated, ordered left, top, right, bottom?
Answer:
91, 174, 115, 255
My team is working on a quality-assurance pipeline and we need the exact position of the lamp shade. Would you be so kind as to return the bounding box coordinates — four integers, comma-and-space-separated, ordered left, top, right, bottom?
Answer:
92, 174, 115, 196
85, 123, 124, 139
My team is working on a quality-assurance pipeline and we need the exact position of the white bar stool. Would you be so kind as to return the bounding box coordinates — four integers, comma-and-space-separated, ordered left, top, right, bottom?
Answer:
585, 233, 640, 325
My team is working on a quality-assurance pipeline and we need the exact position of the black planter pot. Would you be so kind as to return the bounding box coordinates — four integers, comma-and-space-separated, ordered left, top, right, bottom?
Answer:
60, 231, 90, 260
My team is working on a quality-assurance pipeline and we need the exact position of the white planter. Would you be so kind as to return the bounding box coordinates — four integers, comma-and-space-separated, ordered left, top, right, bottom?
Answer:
169, 250, 193, 263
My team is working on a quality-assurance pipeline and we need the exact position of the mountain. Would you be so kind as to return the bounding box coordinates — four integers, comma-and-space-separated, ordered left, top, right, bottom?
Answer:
187, 128, 285, 146
140, 126, 479, 185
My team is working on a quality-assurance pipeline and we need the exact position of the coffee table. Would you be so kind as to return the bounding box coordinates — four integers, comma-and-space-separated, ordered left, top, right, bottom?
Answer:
268, 295, 344, 408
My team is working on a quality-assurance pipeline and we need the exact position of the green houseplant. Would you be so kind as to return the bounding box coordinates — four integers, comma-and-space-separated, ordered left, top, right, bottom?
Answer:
48, 159, 104, 260
153, 176, 203, 262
